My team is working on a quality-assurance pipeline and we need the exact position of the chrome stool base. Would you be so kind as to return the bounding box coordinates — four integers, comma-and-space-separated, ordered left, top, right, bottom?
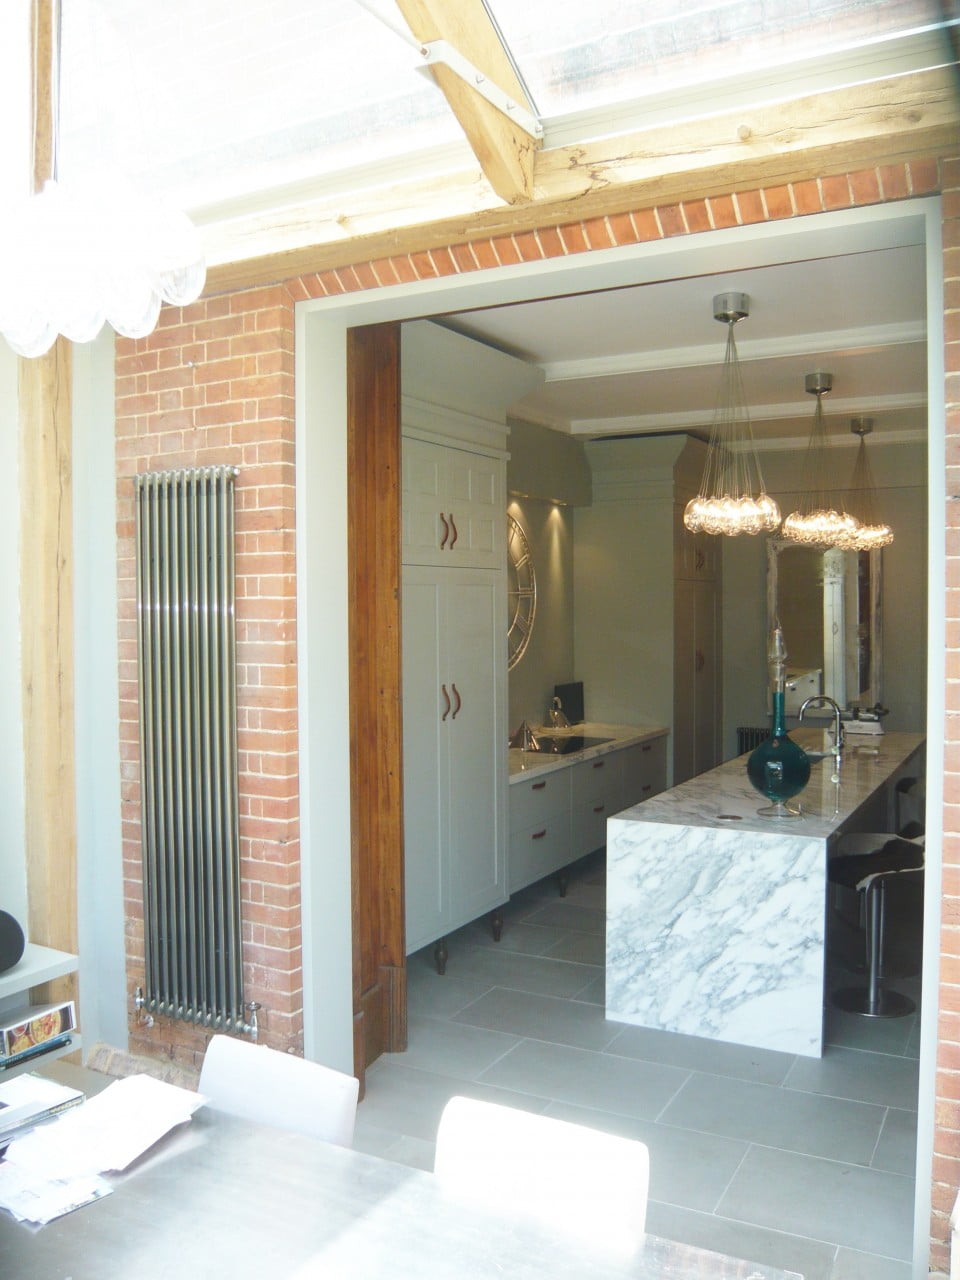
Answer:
831, 985, 915, 1019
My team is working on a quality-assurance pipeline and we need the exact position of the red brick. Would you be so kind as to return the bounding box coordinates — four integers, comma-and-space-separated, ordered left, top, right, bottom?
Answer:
761, 185, 793, 220
536, 225, 566, 258
681, 199, 711, 233
557, 222, 588, 254
791, 179, 823, 215
630, 207, 662, 240
706, 194, 737, 229
734, 189, 765, 224
820, 173, 851, 210
878, 164, 910, 200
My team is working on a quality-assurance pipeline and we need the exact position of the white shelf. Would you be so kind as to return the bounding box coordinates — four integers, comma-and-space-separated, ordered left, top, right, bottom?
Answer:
0, 944, 82, 1081
0, 943, 79, 1003
0, 1036, 82, 1082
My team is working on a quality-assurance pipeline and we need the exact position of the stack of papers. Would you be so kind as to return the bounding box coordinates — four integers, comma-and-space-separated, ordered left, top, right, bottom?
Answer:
0, 1073, 84, 1143
0, 1074, 205, 1226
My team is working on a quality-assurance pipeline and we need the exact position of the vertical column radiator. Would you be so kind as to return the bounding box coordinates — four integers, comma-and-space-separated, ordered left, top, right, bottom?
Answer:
135, 467, 247, 1032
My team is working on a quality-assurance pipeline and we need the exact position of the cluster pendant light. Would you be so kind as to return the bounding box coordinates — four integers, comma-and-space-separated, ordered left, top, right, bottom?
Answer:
836, 417, 894, 550
780, 372, 859, 547
683, 293, 780, 538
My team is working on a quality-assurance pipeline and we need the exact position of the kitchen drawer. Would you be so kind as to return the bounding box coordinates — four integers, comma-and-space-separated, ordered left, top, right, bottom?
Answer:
619, 736, 667, 810
570, 753, 620, 806
509, 815, 572, 894
510, 769, 570, 834
572, 789, 621, 859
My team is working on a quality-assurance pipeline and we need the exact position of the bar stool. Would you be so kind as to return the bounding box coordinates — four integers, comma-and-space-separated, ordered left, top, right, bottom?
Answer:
828, 835, 924, 1018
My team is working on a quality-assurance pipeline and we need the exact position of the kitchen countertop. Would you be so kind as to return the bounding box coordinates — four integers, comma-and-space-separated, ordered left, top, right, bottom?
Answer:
508, 722, 668, 782
616, 728, 925, 837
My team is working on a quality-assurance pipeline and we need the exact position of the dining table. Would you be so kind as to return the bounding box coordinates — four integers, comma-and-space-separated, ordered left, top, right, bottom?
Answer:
0, 1064, 802, 1280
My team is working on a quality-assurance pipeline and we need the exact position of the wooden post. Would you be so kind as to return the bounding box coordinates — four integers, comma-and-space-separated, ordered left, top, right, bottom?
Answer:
20, 0, 78, 1002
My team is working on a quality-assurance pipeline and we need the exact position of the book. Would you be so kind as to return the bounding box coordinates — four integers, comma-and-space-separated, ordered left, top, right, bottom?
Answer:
0, 1072, 84, 1141
0, 1000, 77, 1064
0, 1033, 73, 1073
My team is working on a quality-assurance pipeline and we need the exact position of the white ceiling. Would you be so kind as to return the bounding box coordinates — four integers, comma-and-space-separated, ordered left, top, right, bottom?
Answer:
438, 240, 928, 454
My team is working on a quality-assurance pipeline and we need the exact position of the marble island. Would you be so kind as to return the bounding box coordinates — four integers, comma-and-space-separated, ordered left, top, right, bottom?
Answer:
606, 729, 925, 1057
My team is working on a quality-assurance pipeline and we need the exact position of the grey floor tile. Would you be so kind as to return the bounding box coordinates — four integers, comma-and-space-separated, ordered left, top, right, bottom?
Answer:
356, 1060, 550, 1143
543, 1099, 749, 1214
453, 986, 619, 1051
457, 918, 571, 956
479, 1038, 690, 1121
403, 1012, 521, 1077
659, 1072, 885, 1164
522, 900, 606, 934
407, 956, 493, 1017
830, 1246, 912, 1279
784, 1045, 920, 1110
647, 1201, 837, 1280
543, 929, 606, 965
558, 880, 606, 910
420, 942, 602, 999
873, 1107, 918, 1174
823, 1003, 917, 1056
717, 1145, 915, 1261
572, 973, 604, 1005
606, 1022, 796, 1086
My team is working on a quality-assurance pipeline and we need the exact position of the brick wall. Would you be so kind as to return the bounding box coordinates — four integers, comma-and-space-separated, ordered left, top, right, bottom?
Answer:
115, 286, 300, 1070
116, 156, 957, 1262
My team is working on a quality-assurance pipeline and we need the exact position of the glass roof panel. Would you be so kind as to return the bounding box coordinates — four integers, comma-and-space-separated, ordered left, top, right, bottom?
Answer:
486, 0, 956, 117
58, 0, 460, 211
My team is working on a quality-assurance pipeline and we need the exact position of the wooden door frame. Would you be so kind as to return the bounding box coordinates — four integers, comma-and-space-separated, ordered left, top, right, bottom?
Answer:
346, 322, 406, 1084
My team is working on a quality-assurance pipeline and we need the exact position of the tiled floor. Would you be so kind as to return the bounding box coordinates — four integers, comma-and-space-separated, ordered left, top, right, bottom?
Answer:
353, 851, 922, 1280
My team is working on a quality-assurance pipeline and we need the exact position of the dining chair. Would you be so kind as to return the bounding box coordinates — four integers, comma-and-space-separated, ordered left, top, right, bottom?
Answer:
434, 1095, 649, 1252
198, 1034, 359, 1147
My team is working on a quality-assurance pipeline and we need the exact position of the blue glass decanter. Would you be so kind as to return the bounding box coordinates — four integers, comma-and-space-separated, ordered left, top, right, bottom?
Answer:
747, 624, 810, 817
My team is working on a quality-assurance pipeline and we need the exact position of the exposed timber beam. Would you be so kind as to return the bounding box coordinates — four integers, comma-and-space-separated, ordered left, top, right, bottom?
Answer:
393, 0, 539, 204
201, 65, 959, 294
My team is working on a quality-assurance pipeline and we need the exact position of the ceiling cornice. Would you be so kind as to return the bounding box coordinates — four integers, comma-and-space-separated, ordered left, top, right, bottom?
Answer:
539, 321, 927, 384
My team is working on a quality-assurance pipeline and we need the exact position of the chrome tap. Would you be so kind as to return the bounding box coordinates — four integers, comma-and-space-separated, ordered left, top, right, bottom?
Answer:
798, 694, 845, 766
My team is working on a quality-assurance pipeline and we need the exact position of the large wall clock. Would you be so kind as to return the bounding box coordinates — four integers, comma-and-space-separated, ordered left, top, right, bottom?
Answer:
507, 514, 536, 670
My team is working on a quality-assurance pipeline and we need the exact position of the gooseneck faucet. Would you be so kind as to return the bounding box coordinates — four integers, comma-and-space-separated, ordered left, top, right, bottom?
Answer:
798, 694, 845, 767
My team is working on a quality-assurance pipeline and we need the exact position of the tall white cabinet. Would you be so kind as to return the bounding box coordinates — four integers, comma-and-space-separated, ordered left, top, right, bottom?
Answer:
401, 322, 543, 970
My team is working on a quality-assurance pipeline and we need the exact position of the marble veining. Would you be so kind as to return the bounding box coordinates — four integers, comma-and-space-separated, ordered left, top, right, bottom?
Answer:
606, 730, 924, 1058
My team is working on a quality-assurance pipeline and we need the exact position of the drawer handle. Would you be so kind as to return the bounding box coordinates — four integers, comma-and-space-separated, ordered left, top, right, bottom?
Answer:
441, 684, 451, 721
532, 781, 546, 791
642, 744, 651, 753
642, 784, 652, 793
593, 804, 605, 814
439, 512, 449, 550
592, 760, 605, 769
531, 829, 547, 840
451, 683, 461, 718
448, 512, 458, 549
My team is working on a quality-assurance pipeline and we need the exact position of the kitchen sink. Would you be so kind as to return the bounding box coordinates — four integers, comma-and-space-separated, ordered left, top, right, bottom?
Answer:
533, 734, 613, 755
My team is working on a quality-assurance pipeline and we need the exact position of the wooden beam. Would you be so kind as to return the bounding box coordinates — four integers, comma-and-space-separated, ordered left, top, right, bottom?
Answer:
392, 0, 539, 205
202, 66, 958, 294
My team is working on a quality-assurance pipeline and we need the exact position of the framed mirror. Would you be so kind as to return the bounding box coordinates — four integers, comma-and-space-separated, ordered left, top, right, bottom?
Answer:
766, 539, 883, 711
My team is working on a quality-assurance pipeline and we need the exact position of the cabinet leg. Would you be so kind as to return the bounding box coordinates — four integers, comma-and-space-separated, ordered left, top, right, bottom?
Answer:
491, 909, 503, 943
434, 938, 448, 976
556, 871, 569, 898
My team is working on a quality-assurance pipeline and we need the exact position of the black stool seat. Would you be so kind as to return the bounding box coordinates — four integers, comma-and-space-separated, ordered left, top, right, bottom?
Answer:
827, 836, 924, 1018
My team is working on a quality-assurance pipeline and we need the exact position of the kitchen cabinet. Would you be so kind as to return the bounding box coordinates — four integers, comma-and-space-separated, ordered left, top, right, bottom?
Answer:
673, 577, 720, 784
509, 730, 667, 896
402, 437, 503, 570
403, 567, 507, 962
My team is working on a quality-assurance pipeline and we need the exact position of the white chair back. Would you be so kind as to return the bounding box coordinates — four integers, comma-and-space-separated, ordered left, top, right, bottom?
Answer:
199, 1034, 359, 1147
434, 1096, 649, 1253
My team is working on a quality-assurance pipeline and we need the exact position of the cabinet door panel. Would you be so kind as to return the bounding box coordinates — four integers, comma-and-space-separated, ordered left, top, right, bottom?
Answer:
402, 574, 448, 952
445, 576, 505, 917
402, 438, 502, 569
